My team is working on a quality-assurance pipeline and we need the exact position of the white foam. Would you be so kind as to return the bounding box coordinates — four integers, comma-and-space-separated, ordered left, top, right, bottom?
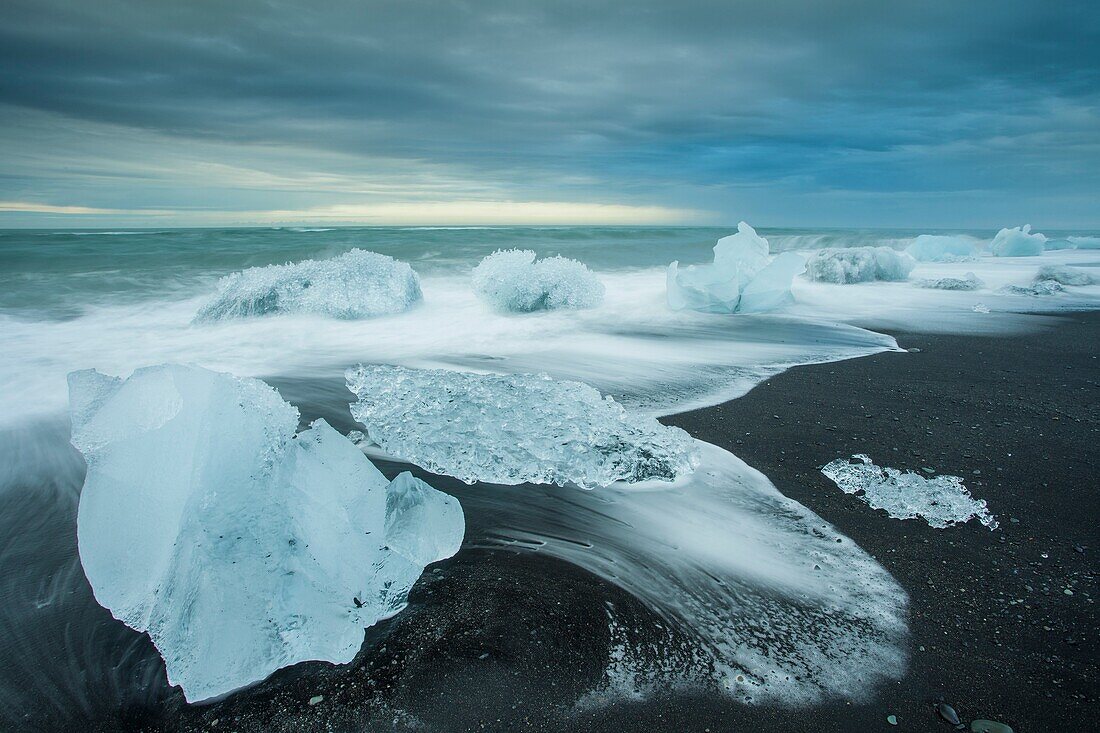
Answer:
466, 441, 908, 703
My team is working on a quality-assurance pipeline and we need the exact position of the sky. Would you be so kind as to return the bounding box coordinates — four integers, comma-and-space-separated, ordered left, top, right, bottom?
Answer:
1, 0, 1098, 228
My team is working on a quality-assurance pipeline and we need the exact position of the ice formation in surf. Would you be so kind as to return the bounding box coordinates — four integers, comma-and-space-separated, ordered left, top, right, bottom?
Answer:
68, 364, 463, 702
470, 441, 908, 703
822, 454, 997, 529
904, 234, 978, 262
915, 272, 984, 291
804, 247, 915, 284
666, 221, 806, 313
1038, 265, 1098, 286
471, 249, 604, 312
1068, 235, 1100, 250
990, 225, 1046, 257
193, 249, 422, 322
345, 365, 699, 488
998, 280, 1065, 297
1044, 238, 1075, 251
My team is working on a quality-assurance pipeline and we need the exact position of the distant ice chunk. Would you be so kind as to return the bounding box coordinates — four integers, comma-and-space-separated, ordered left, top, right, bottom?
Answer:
998, 280, 1065, 296
804, 247, 915, 284
68, 364, 463, 702
1043, 238, 1075, 250
990, 225, 1046, 257
346, 365, 699, 488
904, 235, 978, 262
915, 272, 984, 291
822, 454, 997, 529
1068, 235, 1100, 250
194, 249, 422, 322
471, 249, 604, 312
1037, 265, 1098, 286
666, 222, 805, 313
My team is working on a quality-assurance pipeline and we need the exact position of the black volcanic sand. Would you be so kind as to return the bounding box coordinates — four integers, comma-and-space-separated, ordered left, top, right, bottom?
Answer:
79, 311, 1097, 732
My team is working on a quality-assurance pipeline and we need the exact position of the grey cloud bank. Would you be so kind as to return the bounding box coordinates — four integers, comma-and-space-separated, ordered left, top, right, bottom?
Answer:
1, 0, 1098, 226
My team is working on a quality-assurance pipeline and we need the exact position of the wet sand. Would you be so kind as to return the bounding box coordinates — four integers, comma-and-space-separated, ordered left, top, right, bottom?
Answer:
37, 312, 1100, 732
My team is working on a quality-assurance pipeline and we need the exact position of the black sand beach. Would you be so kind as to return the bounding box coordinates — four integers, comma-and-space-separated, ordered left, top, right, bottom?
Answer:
63, 311, 1100, 732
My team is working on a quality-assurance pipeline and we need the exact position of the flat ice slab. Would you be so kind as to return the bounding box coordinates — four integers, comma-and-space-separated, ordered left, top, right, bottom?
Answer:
194, 248, 422, 321
346, 365, 699, 488
68, 364, 463, 702
821, 454, 997, 529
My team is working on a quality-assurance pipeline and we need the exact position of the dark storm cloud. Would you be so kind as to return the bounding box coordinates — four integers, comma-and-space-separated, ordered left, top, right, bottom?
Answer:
1, 0, 1098, 224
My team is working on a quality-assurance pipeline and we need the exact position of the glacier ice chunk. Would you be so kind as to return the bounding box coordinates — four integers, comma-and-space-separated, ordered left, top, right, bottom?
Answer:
998, 280, 1065, 296
471, 249, 604, 312
194, 249, 423, 322
822, 454, 997, 529
1068, 235, 1100, 250
904, 235, 979, 262
914, 272, 984, 291
1037, 265, 1098, 286
346, 365, 699, 489
666, 222, 805, 313
990, 225, 1045, 257
1043, 238, 1075, 250
804, 247, 915, 284
68, 364, 463, 703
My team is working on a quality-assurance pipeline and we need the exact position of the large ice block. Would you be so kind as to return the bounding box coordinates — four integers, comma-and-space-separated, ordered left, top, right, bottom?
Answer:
471, 249, 604, 312
804, 247, 915, 284
666, 222, 805, 313
68, 364, 463, 702
990, 225, 1045, 257
194, 249, 422, 322
346, 365, 699, 489
904, 234, 979, 262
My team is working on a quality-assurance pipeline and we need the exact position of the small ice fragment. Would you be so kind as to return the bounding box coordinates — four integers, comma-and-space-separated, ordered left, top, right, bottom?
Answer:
998, 280, 1064, 297
905, 235, 979, 262
821, 454, 997, 529
1036, 265, 1097, 286
666, 222, 805, 313
471, 249, 604, 312
68, 364, 463, 702
990, 225, 1046, 257
345, 365, 699, 488
804, 247, 915, 284
973, 303, 991, 313
194, 249, 422, 322
915, 272, 984, 291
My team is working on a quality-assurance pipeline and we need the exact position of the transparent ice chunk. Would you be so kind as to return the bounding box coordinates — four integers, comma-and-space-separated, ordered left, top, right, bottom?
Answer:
471, 249, 604, 312
990, 225, 1046, 257
804, 247, 915, 284
68, 364, 463, 702
666, 222, 805, 313
905, 235, 979, 262
821, 454, 997, 529
194, 249, 422, 322
345, 365, 699, 489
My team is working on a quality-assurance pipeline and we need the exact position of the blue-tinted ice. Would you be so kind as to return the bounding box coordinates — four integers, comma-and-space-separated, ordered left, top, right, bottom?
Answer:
68, 364, 463, 702
804, 247, 915, 284
345, 365, 699, 488
666, 222, 805, 313
193, 248, 422, 322
471, 249, 605, 312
